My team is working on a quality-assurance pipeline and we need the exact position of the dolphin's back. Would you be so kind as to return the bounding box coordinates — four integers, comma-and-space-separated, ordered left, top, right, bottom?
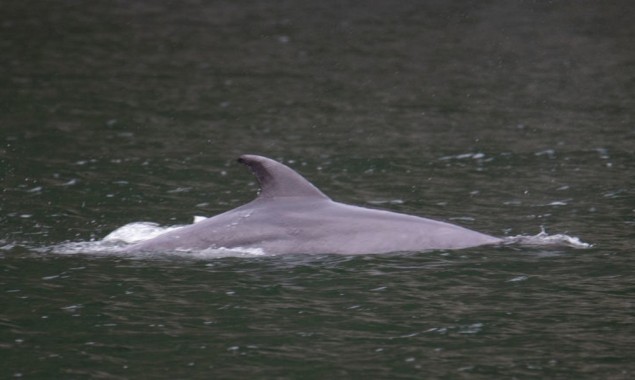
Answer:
231, 199, 500, 254
122, 155, 501, 254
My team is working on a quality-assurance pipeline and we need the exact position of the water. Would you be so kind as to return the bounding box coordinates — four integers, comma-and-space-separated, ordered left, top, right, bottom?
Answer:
1, 0, 634, 378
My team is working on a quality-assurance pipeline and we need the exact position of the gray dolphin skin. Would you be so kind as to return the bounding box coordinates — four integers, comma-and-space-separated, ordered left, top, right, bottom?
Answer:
122, 154, 501, 254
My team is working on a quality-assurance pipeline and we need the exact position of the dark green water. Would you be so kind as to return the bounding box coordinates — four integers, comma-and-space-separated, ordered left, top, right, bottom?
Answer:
1, 1, 634, 378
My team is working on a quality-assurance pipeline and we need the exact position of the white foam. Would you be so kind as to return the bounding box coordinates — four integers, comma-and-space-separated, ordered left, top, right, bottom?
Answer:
502, 230, 591, 249
187, 246, 267, 258
48, 218, 269, 258
102, 222, 185, 244
102, 215, 207, 244
44, 221, 190, 255
48, 240, 269, 258
193, 216, 208, 223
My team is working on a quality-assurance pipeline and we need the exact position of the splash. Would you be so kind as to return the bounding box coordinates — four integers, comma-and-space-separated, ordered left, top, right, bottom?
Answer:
502, 230, 591, 249
46, 218, 267, 258
102, 221, 185, 244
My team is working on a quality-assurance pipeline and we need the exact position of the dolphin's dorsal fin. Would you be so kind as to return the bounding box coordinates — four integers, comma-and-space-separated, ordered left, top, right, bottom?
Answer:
238, 155, 330, 200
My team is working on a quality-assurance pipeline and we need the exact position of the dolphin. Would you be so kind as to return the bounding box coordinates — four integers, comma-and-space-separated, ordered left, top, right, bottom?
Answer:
122, 154, 501, 254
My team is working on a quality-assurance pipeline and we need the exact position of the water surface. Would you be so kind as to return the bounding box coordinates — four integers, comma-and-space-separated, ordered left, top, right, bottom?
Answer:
1, 1, 634, 378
